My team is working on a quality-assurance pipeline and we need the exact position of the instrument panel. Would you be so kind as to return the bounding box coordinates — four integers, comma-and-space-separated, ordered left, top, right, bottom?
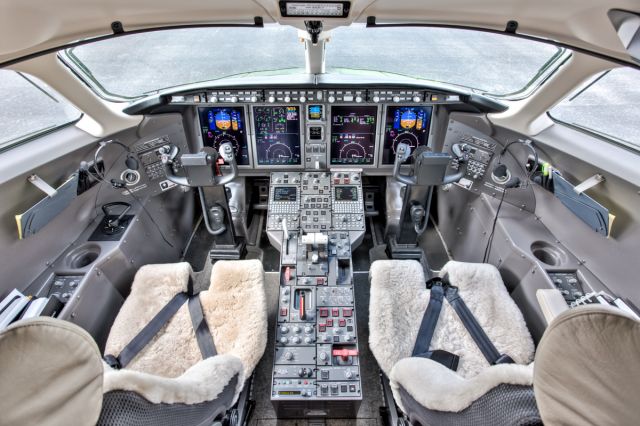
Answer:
184, 88, 463, 171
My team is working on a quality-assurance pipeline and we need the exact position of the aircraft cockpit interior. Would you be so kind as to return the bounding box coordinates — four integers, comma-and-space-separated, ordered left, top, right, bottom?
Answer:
1, 1, 639, 425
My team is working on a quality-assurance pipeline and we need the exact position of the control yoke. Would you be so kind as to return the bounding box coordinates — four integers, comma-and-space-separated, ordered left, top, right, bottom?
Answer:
159, 143, 238, 187
392, 143, 468, 236
392, 143, 467, 187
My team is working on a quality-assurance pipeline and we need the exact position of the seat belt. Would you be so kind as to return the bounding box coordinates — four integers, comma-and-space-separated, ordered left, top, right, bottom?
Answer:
105, 287, 217, 369
188, 296, 217, 358
412, 277, 513, 371
412, 278, 460, 371
444, 285, 514, 365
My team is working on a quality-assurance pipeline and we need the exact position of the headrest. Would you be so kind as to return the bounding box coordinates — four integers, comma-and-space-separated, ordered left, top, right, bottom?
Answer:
0, 317, 104, 425
534, 305, 640, 425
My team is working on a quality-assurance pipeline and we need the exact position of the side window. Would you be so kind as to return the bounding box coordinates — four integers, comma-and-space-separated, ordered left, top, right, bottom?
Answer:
0, 70, 81, 151
549, 67, 640, 150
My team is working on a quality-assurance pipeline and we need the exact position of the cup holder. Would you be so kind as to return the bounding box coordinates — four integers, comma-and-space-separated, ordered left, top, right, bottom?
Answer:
65, 244, 101, 269
530, 241, 566, 266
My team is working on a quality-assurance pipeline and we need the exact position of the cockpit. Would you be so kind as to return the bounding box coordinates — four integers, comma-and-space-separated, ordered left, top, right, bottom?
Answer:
1, 1, 639, 425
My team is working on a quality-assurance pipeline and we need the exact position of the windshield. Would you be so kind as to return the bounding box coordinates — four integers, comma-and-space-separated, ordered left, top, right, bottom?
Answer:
64, 25, 565, 100
65, 26, 305, 99
326, 26, 565, 96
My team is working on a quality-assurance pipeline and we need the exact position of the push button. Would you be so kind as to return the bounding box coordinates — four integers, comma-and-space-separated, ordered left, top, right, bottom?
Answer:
342, 308, 352, 317
319, 308, 329, 317
331, 308, 339, 317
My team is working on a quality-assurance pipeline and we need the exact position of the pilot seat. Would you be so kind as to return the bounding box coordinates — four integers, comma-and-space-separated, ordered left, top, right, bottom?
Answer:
0, 259, 267, 426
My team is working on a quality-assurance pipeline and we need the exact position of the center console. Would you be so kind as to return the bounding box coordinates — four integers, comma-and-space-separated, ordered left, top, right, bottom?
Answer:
268, 171, 365, 418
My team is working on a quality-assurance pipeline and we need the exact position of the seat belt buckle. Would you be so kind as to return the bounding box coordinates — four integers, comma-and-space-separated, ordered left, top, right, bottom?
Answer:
426, 277, 445, 290
104, 354, 122, 370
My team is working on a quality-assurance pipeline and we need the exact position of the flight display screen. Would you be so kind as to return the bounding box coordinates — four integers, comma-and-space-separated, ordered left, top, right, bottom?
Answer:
273, 187, 297, 202
382, 106, 432, 164
253, 106, 301, 165
335, 186, 358, 201
330, 106, 377, 165
308, 105, 323, 120
198, 107, 250, 165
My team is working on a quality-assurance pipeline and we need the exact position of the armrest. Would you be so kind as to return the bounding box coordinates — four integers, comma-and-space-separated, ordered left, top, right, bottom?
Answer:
536, 289, 570, 325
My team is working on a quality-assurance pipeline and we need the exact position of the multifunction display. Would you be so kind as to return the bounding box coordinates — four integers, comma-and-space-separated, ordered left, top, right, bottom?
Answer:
198, 107, 250, 165
382, 106, 432, 164
330, 106, 377, 165
335, 186, 358, 201
274, 186, 298, 202
254, 106, 301, 166
308, 105, 323, 120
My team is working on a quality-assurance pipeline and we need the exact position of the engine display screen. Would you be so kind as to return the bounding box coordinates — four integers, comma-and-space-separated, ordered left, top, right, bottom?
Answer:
382, 106, 432, 164
308, 105, 323, 120
330, 106, 377, 165
273, 186, 297, 202
335, 186, 358, 201
198, 107, 250, 165
253, 106, 301, 165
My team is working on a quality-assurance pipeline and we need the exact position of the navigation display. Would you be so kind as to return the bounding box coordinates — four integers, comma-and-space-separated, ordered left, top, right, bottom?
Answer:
198, 107, 250, 165
330, 106, 377, 165
382, 106, 432, 164
253, 106, 301, 166
335, 186, 358, 201
274, 187, 297, 202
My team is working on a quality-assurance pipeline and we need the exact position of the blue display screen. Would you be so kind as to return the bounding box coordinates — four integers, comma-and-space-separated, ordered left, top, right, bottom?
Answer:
197, 107, 250, 165
382, 106, 432, 164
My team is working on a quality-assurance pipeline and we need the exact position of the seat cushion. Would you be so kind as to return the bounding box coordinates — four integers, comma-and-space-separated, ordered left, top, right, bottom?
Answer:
105, 260, 267, 379
0, 317, 104, 426
369, 260, 534, 379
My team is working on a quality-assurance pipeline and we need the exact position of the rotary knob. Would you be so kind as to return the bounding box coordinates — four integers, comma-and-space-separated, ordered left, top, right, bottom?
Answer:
304, 325, 313, 334
355, 95, 363, 103
284, 95, 291, 102
284, 351, 294, 361
345, 370, 354, 379
319, 351, 328, 361
328, 95, 336, 103
300, 96, 306, 103
304, 336, 314, 344
293, 326, 301, 334
230, 96, 238, 103
210, 96, 218, 103
413, 95, 422, 103
393, 95, 401, 103
372, 95, 380, 103
250, 95, 258, 102
292, 336, 301, 344
268, 96, 276, 103
280, 337, 288, 344
280, 326, 289, 334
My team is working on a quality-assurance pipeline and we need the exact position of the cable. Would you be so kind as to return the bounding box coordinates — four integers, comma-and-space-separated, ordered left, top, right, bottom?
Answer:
123, 185, 175, 249
499, 140, 539, 186
482, 189, 507, 263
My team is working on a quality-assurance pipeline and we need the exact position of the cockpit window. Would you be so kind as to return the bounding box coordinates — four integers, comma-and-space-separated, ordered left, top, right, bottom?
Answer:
0, 70, 81, 151
63, 25, 305, 99
549, 67, 640, 151
325, 26, 566, 97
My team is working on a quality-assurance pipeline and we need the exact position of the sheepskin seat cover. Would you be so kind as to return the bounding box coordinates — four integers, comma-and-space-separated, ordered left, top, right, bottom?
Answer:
369, 260, 534, 379
105, 260, 267, 380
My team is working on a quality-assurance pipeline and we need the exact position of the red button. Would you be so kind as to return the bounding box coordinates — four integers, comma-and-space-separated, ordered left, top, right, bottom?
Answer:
344, 178, 350, 184
342, 308, 352, 317
319, 308, 329, 317
338, 319, 346, 327
326, 319, 333, 327
319, 325, 326, 332
280, 308, 288, 316
331, 308, 339, 317
316, 277, 324, 285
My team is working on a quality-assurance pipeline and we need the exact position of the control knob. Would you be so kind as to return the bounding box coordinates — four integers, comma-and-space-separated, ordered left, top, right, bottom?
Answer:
355, 95, 363, 103
230, 96, 238, 103
393, 96, 401, 103
345, 370, 354, 379
304, 325, 313, 334
280, 337, 288, 344
304, 337, 314, 344
328, 95, 336, 103
413, 95, 422, 103
319, 351, 328, 361
293, 326, 301, 334
292, 336, 301, 344
372, 95, 380, 103
210, 96, 218, 103
284, 351, 294, 361
280, 326, 289, 334
268, 96, 276, 103
250, 95, 258, 102
284, 95, 291, 102
300, 96, 306, 103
